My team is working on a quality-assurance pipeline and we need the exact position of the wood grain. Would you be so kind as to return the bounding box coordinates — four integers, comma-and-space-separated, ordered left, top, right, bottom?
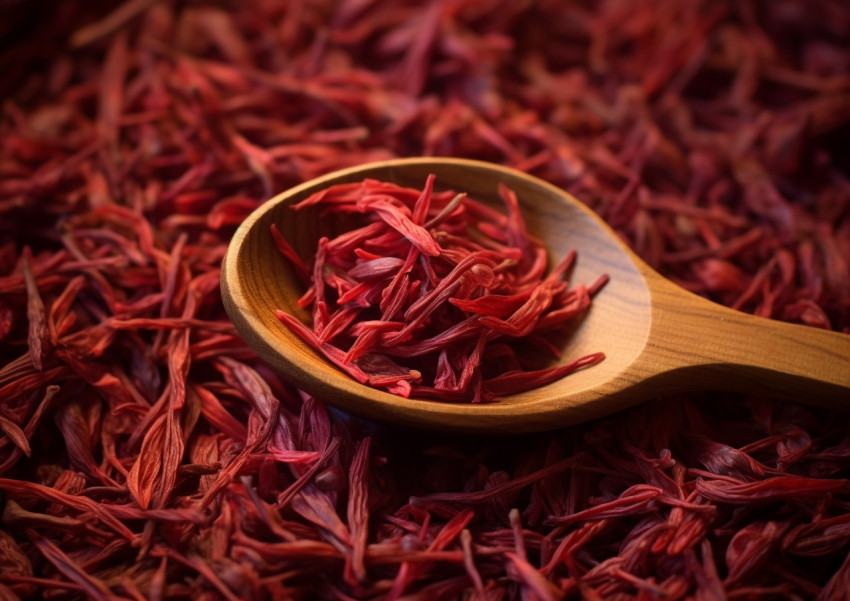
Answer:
221, 158, 850, 433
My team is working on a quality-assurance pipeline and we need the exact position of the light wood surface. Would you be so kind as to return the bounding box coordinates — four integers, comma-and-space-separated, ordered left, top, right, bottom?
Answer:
221, 158, 850, 433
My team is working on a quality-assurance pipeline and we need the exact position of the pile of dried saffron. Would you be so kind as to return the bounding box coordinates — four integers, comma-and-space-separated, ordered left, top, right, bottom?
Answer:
273, 176, 606, 402
1, 1, 849, 600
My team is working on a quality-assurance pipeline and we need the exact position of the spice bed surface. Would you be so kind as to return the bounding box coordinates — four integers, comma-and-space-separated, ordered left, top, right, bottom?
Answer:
1, 1, 849, 599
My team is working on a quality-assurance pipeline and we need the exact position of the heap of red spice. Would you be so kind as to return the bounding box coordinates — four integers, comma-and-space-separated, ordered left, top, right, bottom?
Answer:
1, 1, 849, 600
273, 177, 607, 402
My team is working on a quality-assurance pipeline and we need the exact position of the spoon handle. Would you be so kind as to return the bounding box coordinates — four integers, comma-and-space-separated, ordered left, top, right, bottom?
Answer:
643, 276, 850, 407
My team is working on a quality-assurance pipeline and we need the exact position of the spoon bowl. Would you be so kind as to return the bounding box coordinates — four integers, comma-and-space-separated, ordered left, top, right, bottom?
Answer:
221, 158, 850, 432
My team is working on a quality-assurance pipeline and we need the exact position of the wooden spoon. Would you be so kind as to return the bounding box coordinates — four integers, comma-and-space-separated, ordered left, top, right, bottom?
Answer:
221, 158, 850, 433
